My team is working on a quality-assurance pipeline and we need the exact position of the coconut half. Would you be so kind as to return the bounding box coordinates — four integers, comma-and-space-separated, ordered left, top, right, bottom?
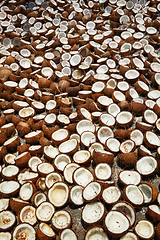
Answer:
70, 185, 84, 206
83, 181, 101, 202
85, 227, 109, 240
60, 229, 77, 240
119, 170, 141, 186
136, 156, 157, 176
94, 163, 112, 180
102, 186, 121, 204
82, 202, 105, 224
52, 210, 71, 230
124, 185, 144, 206
0, 211, 16, 231
13, 223, 36, 240
36, 202, 55, 222
19, 206, 37, 225
73, 167, 94, 187
135, 220, 154, 240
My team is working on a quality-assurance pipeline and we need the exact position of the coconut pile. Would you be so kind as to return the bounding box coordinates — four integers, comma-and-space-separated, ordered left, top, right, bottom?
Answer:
1, 0, 160, 239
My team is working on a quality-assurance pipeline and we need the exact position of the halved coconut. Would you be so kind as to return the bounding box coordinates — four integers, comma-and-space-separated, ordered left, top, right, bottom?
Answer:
60, 229, 77, 240
120, 140, 135, 153
82, 202, 105, 225
73, 150, 91, 166
54, 154, 71, 172
81, 131, 96, 148
19, 206, 37, 225
3, 153, 16, 165
70, 185, 84, 206
73, 167, 94, 187
135, 220, 155, 240
138, 145, 152, 157
76, 120, 95, 135
25, 130, 43, 145
0, 181, 20, 197
102, 186, 121, 205
107, 103, 120, 117
51, 129, 69, 145
0, 199, 9, 212
59, 139, 78, 155
18, 171, 38, 185
46, 100, 57, 111
31, 101, 45, 113
94, 163, 112, 181
28, 157, 42, 172
0, 211, 16, 231
116, 111, 133, 127
105, 137, 120, 153
31, 192, 47, 207
97, 126, 114, 145
136, 156, 157, 176
19, 107, 35, 120
118, 170, 141, 186
124, 185, 144, 206
12, 223, 36, 240
125, 69, 139, 83
144, 131, 160, 148
43, 145, 59, 161
45, 114, 56, 126
19, 182, 35, 201
120, 232, 139, 240
93, 149, 114, 166
89, 143, 104, 156
48, 182, 69, 208
138, 182, 158, 204
20, 58, 31, 69
0, 232, 11, 240
104, 210, 130, 238
136, 121, 153, 133
143, 109, 157, 124
112, 91, 126, 103
99, 114, 115, 128
112, 201, 136, 227
2, 165, 19, 180
83, 181, 101, 202
130, 129, 143, 146
70, 54, 81, 66
37, 223, 56, 240
63, 163, 80, 184
37, 162, 54, 177
36, 202, 55, 222
52, 210, 72, 230
97, 96, 113, 109
3, 136, 20, 152
147, 205, 160, 223
92, 81, 105, 93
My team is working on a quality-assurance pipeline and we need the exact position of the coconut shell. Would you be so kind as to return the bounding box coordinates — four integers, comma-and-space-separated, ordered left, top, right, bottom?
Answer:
10, 198, 29, 214
114, 129, 131, 141
93, 150, 114, 166
16, 122, 31, 137
117, 152, 137, 168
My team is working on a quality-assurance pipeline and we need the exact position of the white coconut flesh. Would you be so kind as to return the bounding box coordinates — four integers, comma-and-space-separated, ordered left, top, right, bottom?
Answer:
0, 199, 9, 212
133, 58, 144, 69
151, 62, 160, 72
138, 184, 152, 204
119, 170, 141, 185
20, 206, 37, 225
63, 163, 80, 184
116, 112, 133, 125
44, 146, 59, 159
18, 172, 38, 185
105, 211, 130, 235
38, 163, 54, 175
36, 202, 55, 221
112, 202, 135, 226
32, 101, 44, 109
34, 193, 47, 207
108, 104, 120, 117
120, 232, 139, 240
129, 88, 139, 99
117, 81, 129, 92
4, 154, 16, 164
19, 78, 28, 88
0, 232, 11, 240
120, 140, 135, 153
148, 90, 160, 100
85, 227, 109, 240
0, 211, 15, 230
29, 145, 41, 151
97, 96, 113, 107
106, 138, 120, 152
1, 123, 14, 129
73, 150, 90, 164
44, 114, 56, 124
144, 110, 157, 124
74, 167, 94, 187
96, 65, 108, 74
81, 132, 96, 147
100, 114, 115, 126
48, 182, 69, 207
137, 81, 149, 92
46, 100, 56, 111
139, 145, 151, 155
70, 185, 84, 205
95, 163, 112, 180
126, 185, 144, 205
24, 89, 34, 98
60, 228, 77, 240
2, 165, 19, 177
57, 115, 70, 125
0, 181, 19, 194
149, 204, 160, 214
20, 58, 31, 68
135, 220, 154, 239
130, 130, 143, 146
92, 81, 105, 93
80, 108, 92, 121
113, 91, 126, 102
97, 127, 114, 144
25, 130, 41, 139
89, 143, 104, 156
41, 67, 53, 77
19, 107, 35, 118
4, 136, 18, 146
70, 54, 81, 66
76, 120, 95, 135
19, 183, 33, 201
136, 156, 157, 175
83, 182, 101, 201
155, 73, 160, 85
59, 139, 78, 154
54, 154, 71, 171
52, 210, 71, 229
28, 157, 42, 172
82, 202, 104, 224
103, 186, 121, 204
13, 223, 36, 240
39, 223, 55, 237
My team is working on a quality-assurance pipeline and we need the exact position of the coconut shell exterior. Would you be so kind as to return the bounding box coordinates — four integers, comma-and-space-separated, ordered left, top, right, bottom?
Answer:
10, 198, 30, 214
93, 150, 114, 166
37, 223, 56, 240
114, 129, 131, 141
117, 152, 137, 168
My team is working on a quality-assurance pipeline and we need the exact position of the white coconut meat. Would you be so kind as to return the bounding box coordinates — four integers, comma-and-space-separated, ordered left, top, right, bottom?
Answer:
0, 211, 15, 230
102, 186, 121, 204
57, 114, 70, 125
92, 81, 105, 93
105, 211, 130, 236
97, 96, 113, 108
112, 202, 135, 226
85, 227, 109, 240
106, 138, 120, 153
0, 232, 11, 240
44, 114, 56, 125
54, 154, 71, 172
20, 58, 31, 69
82, 202, 105, 224
125, 185, 144, 206
116, 111, 133, 126
33, 192, 47, 207
120, 140, 135, 153
96, 65, 108, 74
73, 150, 90, 165
119, 170, 141, 186
2, 165, 19, 178
20, 206, 37, 225
145, 131, 160, 147
59, 139, 78, 155
41, 67, 53, 78
0, 199, 9, 212
113, 91, 126, 102
144, 109, 157, 124
150, 62, 160, 73
60, 229, 77, 240
79, 108, 92, 121
138, 183, 152, 204
135, 220, 154, 239
70, 54, 81, 66
107, 103, 120, 117
76, 120, 95, 135
44, 145, 59, 159
4, 154, 16, 165
120, 232, 139, 240
81, 131, 96, 147
95, 162, 112, 180
83, 182, 101, 202
73, 167, 94, 187
52, 210, 71, 230
37, 163, 54, 176
13, 223, 36, 240
0, 181, 19, 195
70, 185, 84, 206
28, 157, 42, 172
46, 100, 56, 111
19, 107, 35, 118
19, 182, 34, 201
39, 223, 56, 238
136, 156, 157, 176
18, 171, 38, 185
130, 129, 143, 146
48, 182, 69, 207
63, 163, 80, 184
97, 126, 114, 145
100, 114, 115, 127
36, 202, 55, 222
